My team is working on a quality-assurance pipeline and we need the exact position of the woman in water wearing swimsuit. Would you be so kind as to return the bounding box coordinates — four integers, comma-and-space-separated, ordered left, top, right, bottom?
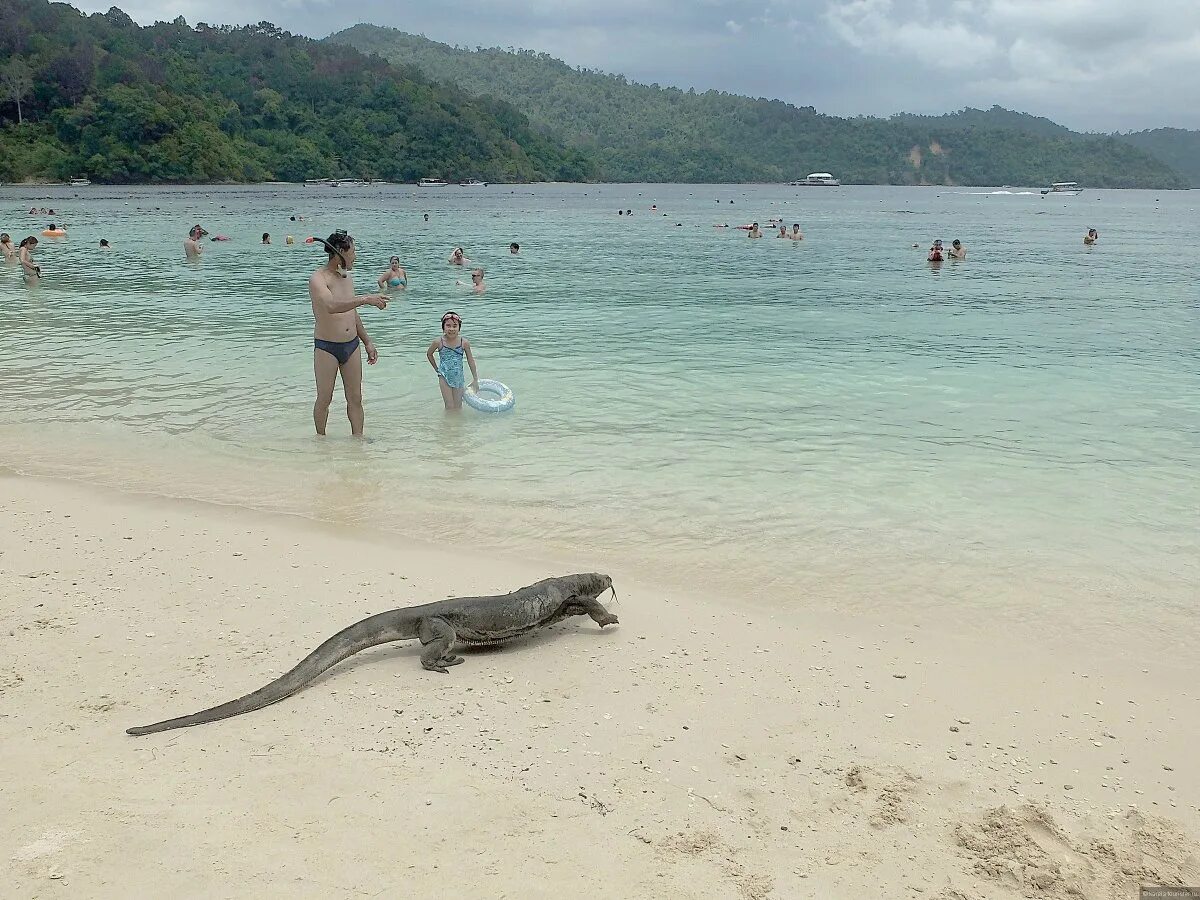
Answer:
377, 256, 408, 291
425, 311, 478, 411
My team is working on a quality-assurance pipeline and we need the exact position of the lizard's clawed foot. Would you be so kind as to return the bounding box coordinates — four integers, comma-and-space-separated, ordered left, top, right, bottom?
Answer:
422, 655, 465, 674
595, 613, 619, 627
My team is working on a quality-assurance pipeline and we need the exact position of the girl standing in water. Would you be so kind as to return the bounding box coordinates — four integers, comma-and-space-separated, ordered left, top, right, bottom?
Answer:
18, 236, 40, 282
426, 311, 478, 411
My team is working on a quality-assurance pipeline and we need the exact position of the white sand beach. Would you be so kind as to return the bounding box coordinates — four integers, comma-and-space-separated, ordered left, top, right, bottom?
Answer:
3, 473, 1197, 899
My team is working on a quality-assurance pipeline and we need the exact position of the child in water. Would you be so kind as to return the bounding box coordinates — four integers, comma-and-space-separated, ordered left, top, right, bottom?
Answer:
18, 236, 40, 281
426, 311, 478, 411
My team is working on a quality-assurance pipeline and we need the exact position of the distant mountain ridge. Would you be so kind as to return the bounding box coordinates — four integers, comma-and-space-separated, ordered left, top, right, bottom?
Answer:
330, 25, 1192, 189
894, 110, 1200, 187
1112, 129, 1200, 188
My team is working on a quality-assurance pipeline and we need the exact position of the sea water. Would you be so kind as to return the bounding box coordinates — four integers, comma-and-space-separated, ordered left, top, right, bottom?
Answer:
1, 184, 1197, 645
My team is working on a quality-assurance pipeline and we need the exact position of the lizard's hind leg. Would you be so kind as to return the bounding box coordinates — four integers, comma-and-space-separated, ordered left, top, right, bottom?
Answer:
418, 617, 465, 673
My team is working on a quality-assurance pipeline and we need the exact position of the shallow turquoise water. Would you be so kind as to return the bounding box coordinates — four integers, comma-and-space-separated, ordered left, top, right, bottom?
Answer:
2, 184, 1197, 638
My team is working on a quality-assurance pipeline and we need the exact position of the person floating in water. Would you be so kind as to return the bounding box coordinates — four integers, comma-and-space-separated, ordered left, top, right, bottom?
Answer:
1084, 228, 1099, 246
308, 230, 388, 437
377, 256, 408, 291
949, 239, 966, 259
99, 239, 111, 249
426, 311, 478, 412
448, 246, 469, 266
928, 240, 944, 262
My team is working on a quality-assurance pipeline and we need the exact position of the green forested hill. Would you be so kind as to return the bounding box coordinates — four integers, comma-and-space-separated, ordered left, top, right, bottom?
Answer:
1113, 129, 1200, 187
889, 106, 1073, 140
0, 1, 595, 184
330, 25, 1189, 189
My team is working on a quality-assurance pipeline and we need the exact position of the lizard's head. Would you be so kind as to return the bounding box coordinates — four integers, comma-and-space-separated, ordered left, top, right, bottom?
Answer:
565, 572, 614, 603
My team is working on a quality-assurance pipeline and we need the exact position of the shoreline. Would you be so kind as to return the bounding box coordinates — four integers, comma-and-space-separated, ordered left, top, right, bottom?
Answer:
3, 471, 1197, 897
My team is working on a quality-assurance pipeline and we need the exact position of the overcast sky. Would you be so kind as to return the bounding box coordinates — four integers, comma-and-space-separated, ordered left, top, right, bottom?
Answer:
70, 0, 1200, 132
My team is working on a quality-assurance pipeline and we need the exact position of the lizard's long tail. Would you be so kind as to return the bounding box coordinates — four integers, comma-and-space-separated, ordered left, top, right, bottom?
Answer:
126, 610, 414, 736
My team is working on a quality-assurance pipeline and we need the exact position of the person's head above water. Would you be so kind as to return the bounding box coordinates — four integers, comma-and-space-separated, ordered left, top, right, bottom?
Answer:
0, 233, 10, 243
99, 239, 110, 247
509, 242, 519, 253
952, 239, 961, 247
471, 268, 484, 280
316, 230, 356, 274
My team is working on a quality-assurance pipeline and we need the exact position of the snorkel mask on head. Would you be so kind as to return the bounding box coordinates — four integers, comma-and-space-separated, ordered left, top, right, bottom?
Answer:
441, 311, 462, 329
314, 229, 354, 275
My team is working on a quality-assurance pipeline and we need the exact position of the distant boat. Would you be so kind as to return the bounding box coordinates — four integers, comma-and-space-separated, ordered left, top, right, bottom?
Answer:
458, 179, 488, 187
790, 172, 840, 187
70, 176, 91, 186
1040, 182, 1082, 196
419, 177, 449, 187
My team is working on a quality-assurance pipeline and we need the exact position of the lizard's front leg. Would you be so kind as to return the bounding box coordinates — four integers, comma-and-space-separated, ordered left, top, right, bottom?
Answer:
574, 597, 619, 628
418, 617, 465, 673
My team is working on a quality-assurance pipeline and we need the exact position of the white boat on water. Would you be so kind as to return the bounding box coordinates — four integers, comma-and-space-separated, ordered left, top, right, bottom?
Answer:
458, 179, 488, 187
790, 172, 841, 187
70, 176, 91, 186
419, 177, 449, 187
1040, 181, 1083, 196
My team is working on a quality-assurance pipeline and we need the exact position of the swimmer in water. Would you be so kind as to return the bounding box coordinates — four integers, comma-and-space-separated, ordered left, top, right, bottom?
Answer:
262, 232, 271, 244
0, 233, 15, 260
18, 236, 40, 281
377, 256, 408, 291
185, 225, 206, 258
748, 223, 763, 239
99, 239, 111, 249
448, 246, 469, 266
927, 239, 944, 262
790, 224, 803, 241
949, 239, 966, 259
509, 242, 520, 254
1084, 228, 1099, 245
777, 225, 788, 238
456, 268, 486, 294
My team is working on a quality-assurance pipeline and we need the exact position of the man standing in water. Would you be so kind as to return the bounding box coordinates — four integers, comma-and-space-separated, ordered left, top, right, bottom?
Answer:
309, 230, 388, 437
184, 225, 206, 258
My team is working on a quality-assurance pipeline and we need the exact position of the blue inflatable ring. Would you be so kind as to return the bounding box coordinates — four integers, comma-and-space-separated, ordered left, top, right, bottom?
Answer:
464, 379, 515, 413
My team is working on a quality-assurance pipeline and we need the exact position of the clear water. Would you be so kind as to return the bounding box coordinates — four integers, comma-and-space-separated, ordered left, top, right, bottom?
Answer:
2, 184, 1197, 642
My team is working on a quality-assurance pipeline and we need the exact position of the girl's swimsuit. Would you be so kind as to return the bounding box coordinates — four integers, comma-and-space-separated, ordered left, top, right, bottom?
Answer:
436, 337, 466, 389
